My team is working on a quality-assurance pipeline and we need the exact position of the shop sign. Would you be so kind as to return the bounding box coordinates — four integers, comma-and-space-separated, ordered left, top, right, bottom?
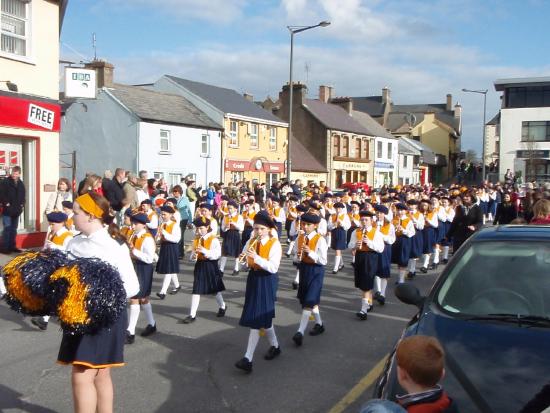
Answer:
10, 151, 18, 165
267, 162, 284, 173
225, 159, 285, 173
374, 161, 394, 169
0, 150, 4, 165
332, 160, 369, 170
225, 159, 250, 171
0, 95, 60, 132
516, 150, 550, 159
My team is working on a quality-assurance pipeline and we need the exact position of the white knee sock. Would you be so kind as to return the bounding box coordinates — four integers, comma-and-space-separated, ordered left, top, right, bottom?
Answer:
215, 292, 226, 309
265, 326, 279, 348
352, 254, 356, 263
142, 303, 155, 326
380, 279, 388, 297
422, 254, 430, 268
408, 259, 416, 273
160, 274, 171, 294
375, 276, 381, 293
287, 241, 295, 255
0, 276, 6, 295
398, 269, 406, 284
443, 246, 449, 260
43, 315, 50, 322
298, 309, 311, 334
190, 294, 201, 317
244, 329, 260, 361
127, 304, 140, 335
234, 259, 239, 271
219, 256, 227, 272
171, 273, 180, 288
361, 298, 370, 313
294, 270, 300, 283
312, 306, 322, 325
333, 255, 341, 271
433, 249, 440, 264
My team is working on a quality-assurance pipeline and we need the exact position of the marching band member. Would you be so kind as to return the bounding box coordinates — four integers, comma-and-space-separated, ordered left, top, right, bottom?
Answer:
292, 212, 328, 346
285, 195, 299, 257
348, 201, 362, 266
199, 203, 218, 236
419, 199, 438, 273
235, 212, 282, 373
406, 200, 424, 279
216, 195, 230, 221
165, 198, 181, 224
268, 196, 286, 239
323, 193, 335, 245
61, 201, 79, 235
441, 196, 455, 264
430, 195, 446, 269
328, 202, 351, 274
180, 218, 226, 324
392, 203, 416, 284
31, 211, 74, 331
241, 200, 257, 249
290, 204, 309, 289
119, 209, 134, 242
141, 199, 159, 238
126, 211, 157, 344
373, 205, 395, 305
219, 200, 244, 275
155, 205, 182, 299
348, 211, 384, 320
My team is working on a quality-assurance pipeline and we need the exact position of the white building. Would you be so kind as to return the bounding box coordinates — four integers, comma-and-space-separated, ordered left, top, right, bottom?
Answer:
495, 77, 550, 183
398, 138, 420, 185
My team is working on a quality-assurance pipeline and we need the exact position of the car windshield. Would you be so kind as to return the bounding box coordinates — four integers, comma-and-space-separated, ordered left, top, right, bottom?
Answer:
436, 241, 550, 318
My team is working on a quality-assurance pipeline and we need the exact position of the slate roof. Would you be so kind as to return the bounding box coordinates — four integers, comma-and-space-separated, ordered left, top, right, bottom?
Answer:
350, 96, 385, 117
391, 104, 460, 131
487, 112, 500, 125
164, 75, 285, 124
303, 99, 371, 135
400, 137, 437, 165
351, 110, 395, 139
291, 138, 327, 173
107, 84, 221, 130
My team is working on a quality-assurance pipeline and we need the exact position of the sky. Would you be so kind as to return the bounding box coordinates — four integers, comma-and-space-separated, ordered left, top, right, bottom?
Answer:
60, 0, 550, 155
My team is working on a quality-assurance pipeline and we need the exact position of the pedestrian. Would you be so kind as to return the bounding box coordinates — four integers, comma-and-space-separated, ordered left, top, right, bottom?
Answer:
493, 192, 517, 225
155, 205, 182, 299
45, 177, 72, 214
235, 211, 282, 373
328, 202, 351, 274
406, 200, 424, 279
140, 199, 159, 238
391, 203, 416, 284
172, 185, 192, 259
267, 196, 286, 239
180, 218, 226, 324
448, 191, 483, 252
0, 166, 26, 253
78, 174, 103, 196
418, 200, 438, 273
219, 200, 244, 275
373, 205, 395, 305
57, 192, 139, 413
529, 199, 550, 225
292, 212, 328, 346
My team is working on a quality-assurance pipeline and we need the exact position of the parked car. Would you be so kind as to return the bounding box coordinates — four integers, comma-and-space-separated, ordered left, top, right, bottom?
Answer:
374, 225, 550, 413
341, 182, 370, 193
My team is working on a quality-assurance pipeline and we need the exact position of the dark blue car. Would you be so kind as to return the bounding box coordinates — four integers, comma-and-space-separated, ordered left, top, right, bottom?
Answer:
374, 225, 550, 413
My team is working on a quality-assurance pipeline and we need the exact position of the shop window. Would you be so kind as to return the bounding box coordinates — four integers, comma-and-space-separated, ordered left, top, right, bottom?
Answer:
521, 121, 550, 142
1, 0, 29, 58
266, 173, 279, 187
231, 171, 244, 183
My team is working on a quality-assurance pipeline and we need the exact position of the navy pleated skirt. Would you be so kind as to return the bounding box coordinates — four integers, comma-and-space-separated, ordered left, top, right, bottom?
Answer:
297, 263, 324, 308
331, 227, 347, 250
354, 251, 379, 291
134, 260, 154, 298
222, 229, 241, 257
275, 222, 283, 239
422, 227, 437, 254
241, 226, 253, 248
193, 260, 225, 295
436, 221, 446, 244
377, 244, 392, 278
239, 269, 276, 329
392, 236, 412, 267
58, 311, 127, 368
156, 242, 180, 274
441, 221, 451, 246
411, 231, 423, 258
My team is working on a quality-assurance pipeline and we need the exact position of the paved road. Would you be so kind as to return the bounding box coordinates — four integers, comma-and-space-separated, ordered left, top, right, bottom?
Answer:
0, 242, 441, 413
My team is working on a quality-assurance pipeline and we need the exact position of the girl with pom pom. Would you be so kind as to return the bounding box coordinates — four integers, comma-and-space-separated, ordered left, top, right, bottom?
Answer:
57, 192, 139, 413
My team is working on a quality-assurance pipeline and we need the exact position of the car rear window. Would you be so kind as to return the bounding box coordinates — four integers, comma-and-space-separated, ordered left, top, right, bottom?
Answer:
435, 241, 550, 317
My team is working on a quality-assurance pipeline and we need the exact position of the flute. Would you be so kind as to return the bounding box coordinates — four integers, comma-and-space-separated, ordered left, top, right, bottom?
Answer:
356, 225, 368, 250
238, 235, 261, 264
190, 235, 202, 262
297, 233, 307, 261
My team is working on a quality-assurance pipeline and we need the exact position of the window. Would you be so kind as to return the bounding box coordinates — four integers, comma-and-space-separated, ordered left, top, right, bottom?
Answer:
169, 173, 182, 189
403, 155, 408, 168
154, 172, 164, 180
343, 136, 349, 157
269, 127, 277, 150
249, 123, 258, 148
229, 121, 238, 147
354, 138, 361, 158
160, 130, 171, 152
507, 86, 550, 108
387, 142, 393, 159
1, 0, 29, 57
377, 141, 383, 158
201, 134, 210, 156
231, 171, 244, 183
522, 121, 550, 142
362, 139, 368, 159
266, 173, 279, 187
333, 135, 341, 157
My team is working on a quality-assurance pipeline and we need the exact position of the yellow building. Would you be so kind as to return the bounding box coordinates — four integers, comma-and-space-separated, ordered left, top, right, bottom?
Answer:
0, 0, 67, 247
152, 76, 288, 186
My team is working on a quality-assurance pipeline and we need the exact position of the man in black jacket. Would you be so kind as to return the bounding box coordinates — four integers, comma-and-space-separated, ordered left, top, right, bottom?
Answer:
0, 166, 26, 253
448, 191, 483, 252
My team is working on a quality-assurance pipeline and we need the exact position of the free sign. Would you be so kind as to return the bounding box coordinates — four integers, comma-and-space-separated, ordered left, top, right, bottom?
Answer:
28, 104, 55, 130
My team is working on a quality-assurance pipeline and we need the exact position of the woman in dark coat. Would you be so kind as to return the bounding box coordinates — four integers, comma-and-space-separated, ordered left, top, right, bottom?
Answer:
493, 193, 518, 225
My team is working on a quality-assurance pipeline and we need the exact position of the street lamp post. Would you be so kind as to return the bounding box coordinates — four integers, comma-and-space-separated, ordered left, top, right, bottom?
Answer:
462, 88, 488, 182
286, 21, 330, 182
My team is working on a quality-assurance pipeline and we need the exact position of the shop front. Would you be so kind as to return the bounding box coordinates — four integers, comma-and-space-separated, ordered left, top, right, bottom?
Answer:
224, 158, 286, 186
374, 161, 395, 187
332, 160, 371, 189
0, 93, 61, 247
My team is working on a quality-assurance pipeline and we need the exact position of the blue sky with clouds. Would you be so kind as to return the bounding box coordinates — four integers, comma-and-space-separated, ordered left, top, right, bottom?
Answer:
60, 0, 550, 155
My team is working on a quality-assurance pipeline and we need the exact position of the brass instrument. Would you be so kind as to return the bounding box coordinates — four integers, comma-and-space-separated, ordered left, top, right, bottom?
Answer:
297, 233, 307, 261
238, 235, 261, 264
190, 235, 202, 262
356, 225, 368, 250
395, 217, 404, 236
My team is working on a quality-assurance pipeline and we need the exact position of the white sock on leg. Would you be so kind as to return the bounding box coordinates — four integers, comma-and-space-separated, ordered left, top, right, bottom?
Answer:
234, 259, 239, 272
190, 294, 200, 317
219, 256, 227, 272
265, 326, 279, 348
433, 249, 440, 264
43, 315, 50, 322
244, 329, 260, 361
298, 309, 312, 334
294, 270, 300, 283
171, 273, 180, 288
333, 255, 341, 271
422, 254, 430, 268
375, 276, 382, 293
142, 303, 155, 326
128, 304, 140, 335
443, 246, 449, 260
287, 241, 295, 255
160, 274, 171, 294
0, 276, 6, 295
380, 279, 388, 297
352, 254, 356, 264
312, 307, 322, 325
361, 298, 369, 313
398, 269, 406, 284
215, 292, 226, 309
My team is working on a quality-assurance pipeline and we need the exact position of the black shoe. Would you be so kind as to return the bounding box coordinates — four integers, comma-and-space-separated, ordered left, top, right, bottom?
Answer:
407, 271, 416, 279
156, 292, 166, 300
356, 311, 367, 320
374, 291, 381, 299
125, 331, 135, 344
292, 332, 303, 346
169, 286, 181, 295
216, 306, 227, 317
309, 323, 325, 336
179, 315, 196, 324
376, 295, 385, 305
292, 281, 298, 290
141, 324, 157, 337
420, 267, 428, 274
232, 270, 239, 276
235, 357, 253, 373
442, 259, 449, 264
31, 317, 48, 330
285, 252, 291, 258
264, 346, 281, 360
428, 263, 436, 270
367, 304, 374, 312
351, 262, 356, 268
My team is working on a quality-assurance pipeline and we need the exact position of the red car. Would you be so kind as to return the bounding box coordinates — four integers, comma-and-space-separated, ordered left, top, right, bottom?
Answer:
341, 182, 370, 194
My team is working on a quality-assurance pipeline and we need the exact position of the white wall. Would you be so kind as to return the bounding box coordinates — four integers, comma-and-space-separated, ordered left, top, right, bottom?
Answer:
138, 122, 222, 190
500, 107, 550, 180
398, 154, 416, 184
373, 136, 399, 186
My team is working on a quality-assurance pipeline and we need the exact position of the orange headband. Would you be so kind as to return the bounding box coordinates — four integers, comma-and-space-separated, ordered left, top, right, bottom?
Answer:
75, 193, 104, 219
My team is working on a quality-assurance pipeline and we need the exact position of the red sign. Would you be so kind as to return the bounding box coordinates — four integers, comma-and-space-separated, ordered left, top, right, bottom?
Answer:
266, 162, 285, 173
0, 150, 4, 165
0, 94, 60, 132
225, 159, 286, 173
10, 151, 18, 165
225, 159, 251, 171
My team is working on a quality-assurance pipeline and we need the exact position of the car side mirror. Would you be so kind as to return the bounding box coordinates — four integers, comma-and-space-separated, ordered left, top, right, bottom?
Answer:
395, 283, 425, 309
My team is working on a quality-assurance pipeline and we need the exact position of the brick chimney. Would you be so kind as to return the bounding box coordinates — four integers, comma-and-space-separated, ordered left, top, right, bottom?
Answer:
84, 60, 114, 88
319, 85, 333, 103
446, 93, 452, 111
243, 93, 254, 102
331, 97, 353, 115
382, 86, 391, 104
277, 82, 308, 121
454, 102, 462, 134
